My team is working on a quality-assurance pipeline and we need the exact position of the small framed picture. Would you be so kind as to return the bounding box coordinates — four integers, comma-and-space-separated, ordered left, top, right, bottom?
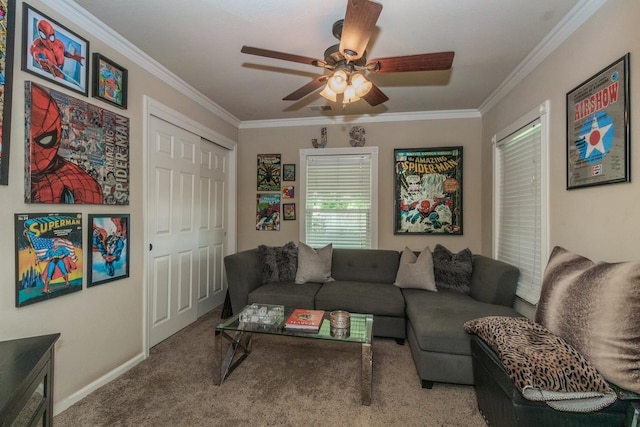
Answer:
92, 53, 128, 109
282, 186, 294, 198
282, 164, 296, 181
88, 214, 130, 287
22, 3, 89, 95
283, 203, 296, 221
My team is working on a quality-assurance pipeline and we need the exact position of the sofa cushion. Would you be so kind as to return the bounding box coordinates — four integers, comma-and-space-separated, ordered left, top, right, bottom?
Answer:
295, 242, 334, 284
433, 244, 473, 294
248, 281, 322, 309
331, 249, 401, 283
257, 242, 298, 284
404, 288, 520, 355
394, 246, 437, 291
535, 246, 640, 394
315, 281, 405, 317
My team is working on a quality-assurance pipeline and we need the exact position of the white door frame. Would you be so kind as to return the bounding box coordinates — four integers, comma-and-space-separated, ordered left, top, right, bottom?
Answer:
142, 96, 237, 356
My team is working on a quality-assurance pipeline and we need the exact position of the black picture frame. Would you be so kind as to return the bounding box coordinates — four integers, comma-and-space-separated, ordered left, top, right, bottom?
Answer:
87, 214, 130, 287
566, 53, 630, 189
393, 147, 463, 235
92, 53, 128, 109
0, 0, 16, 185
283, 203, 296, 220
21, 2, 89, 96
282, 163, 295, 181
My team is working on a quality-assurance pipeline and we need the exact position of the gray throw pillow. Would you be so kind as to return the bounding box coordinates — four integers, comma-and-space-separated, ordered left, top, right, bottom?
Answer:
394, 246, 437, 291
535, 246, 640, 394
257, 242, 298, 284
294, 242, 334, 284
433, 244, 473, 294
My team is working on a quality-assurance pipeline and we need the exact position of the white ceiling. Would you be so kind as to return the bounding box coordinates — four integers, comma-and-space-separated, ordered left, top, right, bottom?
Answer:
70, 0, 585, 123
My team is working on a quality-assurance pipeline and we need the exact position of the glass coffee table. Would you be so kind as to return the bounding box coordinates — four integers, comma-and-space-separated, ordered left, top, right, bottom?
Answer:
214, 305, 374, 405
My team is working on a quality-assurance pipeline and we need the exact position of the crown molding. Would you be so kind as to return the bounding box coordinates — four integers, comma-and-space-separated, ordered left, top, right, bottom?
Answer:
44, 0, 241, 128
239, 109, 481, 129
478, 0, 608, 115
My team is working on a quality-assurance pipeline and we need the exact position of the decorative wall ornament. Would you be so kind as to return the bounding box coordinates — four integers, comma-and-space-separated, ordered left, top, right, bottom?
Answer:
349, 126, 366, 146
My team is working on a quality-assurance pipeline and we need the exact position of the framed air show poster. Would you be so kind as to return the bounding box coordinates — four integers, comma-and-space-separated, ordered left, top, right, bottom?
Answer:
25, 81, 130, 205
15, 213, 83, 307
394, 147, 463, 235
566, 53, 630, 189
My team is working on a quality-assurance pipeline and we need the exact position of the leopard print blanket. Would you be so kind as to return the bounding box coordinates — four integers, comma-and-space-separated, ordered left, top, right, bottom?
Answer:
465, 316, 617, 412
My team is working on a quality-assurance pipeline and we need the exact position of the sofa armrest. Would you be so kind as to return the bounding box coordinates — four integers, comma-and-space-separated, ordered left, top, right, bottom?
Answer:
469, 255, 519, 307
224, 249, 262, 315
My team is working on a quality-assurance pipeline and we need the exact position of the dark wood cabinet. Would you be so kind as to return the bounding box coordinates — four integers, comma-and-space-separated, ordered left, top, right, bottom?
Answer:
0, 333, 60, 427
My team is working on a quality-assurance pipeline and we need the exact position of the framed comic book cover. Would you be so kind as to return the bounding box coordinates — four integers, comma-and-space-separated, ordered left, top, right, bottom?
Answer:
21, 2, 89, 95
14, 213, 83, 307
88, 214, 130, 287
256, 193, 280, 231
566, 53, 630, 189
257, 154, 281, 191
394, 147, 463, 235
25, 81, 130, 205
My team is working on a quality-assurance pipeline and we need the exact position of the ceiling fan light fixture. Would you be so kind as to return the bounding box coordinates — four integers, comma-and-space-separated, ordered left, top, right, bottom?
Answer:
327, 69, 348, 94
343, 85, 360, 105
319, 85, 338, 102
351, 73, 373, 97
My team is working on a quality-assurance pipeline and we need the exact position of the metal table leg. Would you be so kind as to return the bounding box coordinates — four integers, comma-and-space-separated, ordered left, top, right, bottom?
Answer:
214, 329, 252, 385
361, 342, 372, 405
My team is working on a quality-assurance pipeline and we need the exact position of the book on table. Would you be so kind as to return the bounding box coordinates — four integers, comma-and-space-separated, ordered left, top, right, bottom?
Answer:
284, 309, 325, 331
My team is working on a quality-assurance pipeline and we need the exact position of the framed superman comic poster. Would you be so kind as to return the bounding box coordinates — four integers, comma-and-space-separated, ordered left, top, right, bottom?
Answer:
15, 213, 83, 307
394, 147, 463, 235
566, 53, 630, 189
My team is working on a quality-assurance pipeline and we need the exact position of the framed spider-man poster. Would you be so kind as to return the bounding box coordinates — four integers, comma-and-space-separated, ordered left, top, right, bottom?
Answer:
25, 81, 130, 205
14, 212, 83, 307
257, 154, 281, 191
88, 214, 129, 287
21, 3, 89, 95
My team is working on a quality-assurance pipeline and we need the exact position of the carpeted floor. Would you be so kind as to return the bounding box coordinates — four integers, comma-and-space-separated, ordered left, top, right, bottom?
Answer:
54, 308, 487, 426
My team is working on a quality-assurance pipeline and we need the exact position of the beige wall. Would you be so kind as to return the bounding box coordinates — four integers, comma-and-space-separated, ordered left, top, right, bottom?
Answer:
238, 117, 482, 253
481, 0, 640, 314
0, 0, 237, 409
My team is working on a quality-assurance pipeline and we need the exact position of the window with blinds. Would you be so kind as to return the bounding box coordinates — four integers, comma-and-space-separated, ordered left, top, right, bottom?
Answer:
493, 103, 548, 304
300, 147, 378, 249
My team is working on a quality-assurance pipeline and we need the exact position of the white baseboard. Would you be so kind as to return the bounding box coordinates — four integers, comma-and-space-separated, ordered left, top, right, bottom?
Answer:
53, 352, 146, 416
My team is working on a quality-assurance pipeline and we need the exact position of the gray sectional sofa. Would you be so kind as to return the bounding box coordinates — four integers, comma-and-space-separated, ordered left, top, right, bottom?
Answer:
224, 246, 521, 388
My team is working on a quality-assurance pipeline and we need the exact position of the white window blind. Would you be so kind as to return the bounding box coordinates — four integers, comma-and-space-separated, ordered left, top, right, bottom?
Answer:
494, 105, 548, 304
303, 151, 374, 249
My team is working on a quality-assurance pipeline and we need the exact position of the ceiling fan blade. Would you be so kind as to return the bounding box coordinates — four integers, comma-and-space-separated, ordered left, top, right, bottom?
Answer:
283, 76, 328, 101
241, 46, 323, 67
339, 0, 383, 61
368, 52, 455, 73
363, 82, 389, 106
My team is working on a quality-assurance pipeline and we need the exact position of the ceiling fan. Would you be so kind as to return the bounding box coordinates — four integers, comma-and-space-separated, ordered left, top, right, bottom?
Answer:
240, 0, 454, 107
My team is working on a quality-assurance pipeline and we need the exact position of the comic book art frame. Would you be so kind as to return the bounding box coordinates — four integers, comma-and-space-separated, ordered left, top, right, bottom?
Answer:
87, 214, 130, 287
21, 3, 89, 95
282, 163, 295, 181
25, 81, 130, 205
14, 212, 83, 307
92, 53, 128, 109
283, 203, 296, 221
256, 193, 280, 231
0, 0, 16, 185
257, 154, 281, 191
394, 147, 463, 235
566, 53, 630, 189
